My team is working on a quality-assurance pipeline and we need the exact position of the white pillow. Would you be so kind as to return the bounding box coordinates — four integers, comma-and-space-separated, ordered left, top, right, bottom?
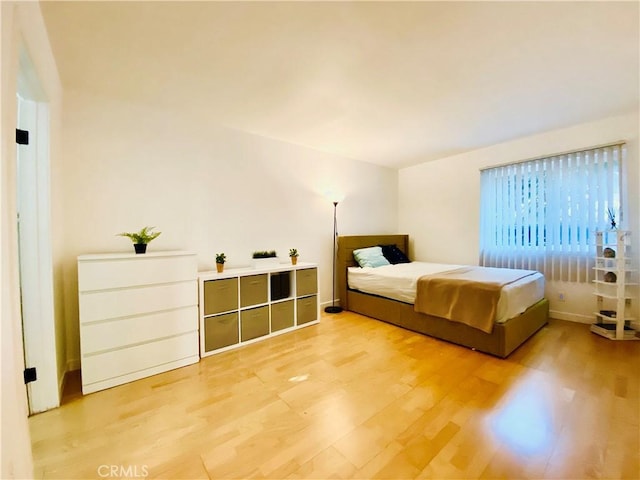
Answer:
353, 246, 391, 268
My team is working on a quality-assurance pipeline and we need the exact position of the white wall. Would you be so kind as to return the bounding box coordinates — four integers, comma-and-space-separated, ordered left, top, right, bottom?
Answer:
60, 89, 398, 368
399, 112, 639, 323
1, 1, 64, 477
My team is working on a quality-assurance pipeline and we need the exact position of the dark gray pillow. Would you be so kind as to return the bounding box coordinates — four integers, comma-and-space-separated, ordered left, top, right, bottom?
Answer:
380, 244, 410, 264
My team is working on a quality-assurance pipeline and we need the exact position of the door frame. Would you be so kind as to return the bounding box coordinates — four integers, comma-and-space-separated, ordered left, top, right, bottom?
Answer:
16, 45, 59, 414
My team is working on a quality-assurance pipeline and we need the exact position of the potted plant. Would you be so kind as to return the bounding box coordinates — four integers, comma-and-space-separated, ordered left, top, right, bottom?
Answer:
289, 248, 299, 265
117, 226, 161, 254
215, 253, 226, 273
252, 250, 278, 268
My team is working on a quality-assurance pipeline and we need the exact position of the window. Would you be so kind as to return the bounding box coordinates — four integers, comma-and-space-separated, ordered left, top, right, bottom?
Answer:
479, 143, 625, 283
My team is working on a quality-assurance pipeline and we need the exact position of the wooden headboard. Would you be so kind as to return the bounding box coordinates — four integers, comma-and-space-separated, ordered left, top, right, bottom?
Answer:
336, 234, 409, 310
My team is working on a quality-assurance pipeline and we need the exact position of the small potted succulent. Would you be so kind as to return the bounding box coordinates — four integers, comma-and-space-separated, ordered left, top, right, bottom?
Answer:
215, 253, 226, 273
117, 226, 161, 254
289, 248, 299, 265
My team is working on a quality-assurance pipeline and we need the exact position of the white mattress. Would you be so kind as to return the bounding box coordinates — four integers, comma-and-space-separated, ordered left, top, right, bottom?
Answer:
348, 262, 545, 323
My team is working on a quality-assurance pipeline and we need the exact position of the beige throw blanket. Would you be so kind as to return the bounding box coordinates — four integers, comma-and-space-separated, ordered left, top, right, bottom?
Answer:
414, 266, 537, 333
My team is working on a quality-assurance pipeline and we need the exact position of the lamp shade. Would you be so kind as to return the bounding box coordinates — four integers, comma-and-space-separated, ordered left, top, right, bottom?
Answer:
323, 189, 345, 205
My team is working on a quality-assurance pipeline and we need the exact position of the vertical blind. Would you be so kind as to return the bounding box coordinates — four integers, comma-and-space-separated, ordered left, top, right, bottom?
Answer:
479, 143, 624, 283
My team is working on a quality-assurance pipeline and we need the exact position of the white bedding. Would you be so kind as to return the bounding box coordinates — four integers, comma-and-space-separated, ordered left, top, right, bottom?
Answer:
348, 262, 545, 323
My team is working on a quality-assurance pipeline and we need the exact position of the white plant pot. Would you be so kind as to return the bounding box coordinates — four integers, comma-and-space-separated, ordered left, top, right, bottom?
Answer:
252, 257, 280, 269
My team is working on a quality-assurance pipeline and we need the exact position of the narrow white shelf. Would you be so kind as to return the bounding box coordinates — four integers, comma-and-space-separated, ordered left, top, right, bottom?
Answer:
591, 230, 639, 341
590, 323, 639, 340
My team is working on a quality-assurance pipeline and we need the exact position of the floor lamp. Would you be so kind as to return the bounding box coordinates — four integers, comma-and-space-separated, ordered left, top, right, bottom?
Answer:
325, 200, 343, 313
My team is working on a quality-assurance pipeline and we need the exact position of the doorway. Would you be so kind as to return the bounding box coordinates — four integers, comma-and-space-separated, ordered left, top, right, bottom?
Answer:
16, 46, 59, 414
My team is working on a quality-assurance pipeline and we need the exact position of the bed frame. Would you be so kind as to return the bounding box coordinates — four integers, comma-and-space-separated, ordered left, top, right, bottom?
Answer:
337, 234, 549, 358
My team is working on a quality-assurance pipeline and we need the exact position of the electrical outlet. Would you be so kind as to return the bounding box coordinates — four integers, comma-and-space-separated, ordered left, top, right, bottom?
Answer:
558, 292, 566, 302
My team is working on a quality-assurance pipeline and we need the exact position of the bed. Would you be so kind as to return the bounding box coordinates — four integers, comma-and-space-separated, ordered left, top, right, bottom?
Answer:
337, 234, 549, 358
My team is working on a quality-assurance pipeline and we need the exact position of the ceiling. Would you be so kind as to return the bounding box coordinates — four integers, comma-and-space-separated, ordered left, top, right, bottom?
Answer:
40, 1, 639, 169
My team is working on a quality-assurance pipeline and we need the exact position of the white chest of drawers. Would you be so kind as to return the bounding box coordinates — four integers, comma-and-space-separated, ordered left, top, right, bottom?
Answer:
77, 251, 199, 394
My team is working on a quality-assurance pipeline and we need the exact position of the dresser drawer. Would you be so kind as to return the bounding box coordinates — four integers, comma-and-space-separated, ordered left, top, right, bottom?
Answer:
297, 295, 317, 325
203, 278, 238, 315
81, 331, 198, 386
81, 306, 198, 354
79, 281, 197, 323
296, 268, 317, 297
241, 306, 269, 341
204, 312, 239, 352
240, 274, 268, 307
271, 300, 294, 332
78, 254, 196, 291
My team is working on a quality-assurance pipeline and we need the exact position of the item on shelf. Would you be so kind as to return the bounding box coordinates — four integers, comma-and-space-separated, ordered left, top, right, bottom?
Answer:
289, 248, 299, 265
603, 247, 616, 258
252, 250, 277, 258
117, 226, 162, 254
590, 323, 636, 340
599, 310, 617, 318
252, 250, 279, 268
604, 272, 617, 283
607, 208, 617, 230
215, 252, 226, 273
271, 271, 291, 301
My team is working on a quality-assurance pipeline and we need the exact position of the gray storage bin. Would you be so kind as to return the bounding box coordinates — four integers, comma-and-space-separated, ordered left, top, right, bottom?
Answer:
203, 278, 238, 315
271, 300, 294, 332
241, 305, 269, 341
296, 268, 317, 297
204, 312, 239, 352
240, 274, 268, 308
297, 295, 317, 325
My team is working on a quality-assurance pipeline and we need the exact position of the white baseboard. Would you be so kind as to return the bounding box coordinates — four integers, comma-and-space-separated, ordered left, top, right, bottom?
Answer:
549, 310, 593, 324
320, 299, 341, 309
552, 313, 640, 332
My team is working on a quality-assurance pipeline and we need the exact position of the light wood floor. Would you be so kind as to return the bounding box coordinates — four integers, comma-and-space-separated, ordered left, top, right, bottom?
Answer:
30, 312, 639, 479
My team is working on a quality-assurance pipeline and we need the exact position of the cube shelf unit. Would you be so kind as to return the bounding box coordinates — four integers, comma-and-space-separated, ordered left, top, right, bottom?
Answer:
591, 230, 639, 340
198, 263, 319, 357
77, 251, 199, 394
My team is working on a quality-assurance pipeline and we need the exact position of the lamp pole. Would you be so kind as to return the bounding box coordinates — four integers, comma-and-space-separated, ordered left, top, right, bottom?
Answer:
325, 201, 342, 313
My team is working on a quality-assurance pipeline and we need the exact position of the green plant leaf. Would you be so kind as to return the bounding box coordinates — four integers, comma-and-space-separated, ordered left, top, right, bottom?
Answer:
117, 226, 161, 244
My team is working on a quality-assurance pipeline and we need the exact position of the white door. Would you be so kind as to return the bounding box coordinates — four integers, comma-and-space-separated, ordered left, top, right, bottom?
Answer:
16, 48, 59, 414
